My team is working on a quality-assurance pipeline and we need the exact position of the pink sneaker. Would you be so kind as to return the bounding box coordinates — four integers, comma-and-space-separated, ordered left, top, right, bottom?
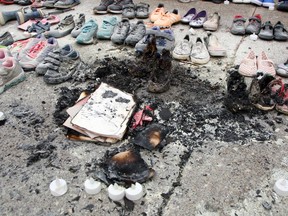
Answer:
257, 51, 276, 76
19, 37, 59, 69
239, 50, 257, 77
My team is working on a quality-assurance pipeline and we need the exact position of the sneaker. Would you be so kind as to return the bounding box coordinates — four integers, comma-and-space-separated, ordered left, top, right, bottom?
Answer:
36, 44, 79, 75
262, 0, 275, 7
189, 10, 207, 28
149, 3, 165, 23
190, 37, 210, 64
257, 51, 276, 76
93, 0, 114, 14
125, 21, 146, 46
181, 8, 196, 24
135, 2, 149, 19
135, 26, 160, 54
54, 0, 80, 9
274, 21, 288, 41
154, 9, 181, 28
276, 59, 288, 77
8, 38, 31, 59
17, 34, 46, 60
277, 0, 288, 12
239, 50, 257, 77
111, 18, 130, 45
19, 37, 59, 69
122, 4, 136, 19
45, 14, 75, 38
172, 35, 191, 60
258, 21, 274, 40
71, 13, 85, 38
246, 14, 262, 35
230, 15, 246, 35
97, 16, 118, 40
248, 72, 278, 111
156, 29, 175, 54
203, 12, 220, 31
76, 19, 98, 44
205, 33, 227, 57
107, 0, 134, 14
0, 32, 14, 47
251, 0, 263, 5
0, 57, 26, 94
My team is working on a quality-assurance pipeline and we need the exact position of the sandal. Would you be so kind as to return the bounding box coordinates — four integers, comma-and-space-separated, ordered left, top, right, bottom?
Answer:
275, 84, 288, 115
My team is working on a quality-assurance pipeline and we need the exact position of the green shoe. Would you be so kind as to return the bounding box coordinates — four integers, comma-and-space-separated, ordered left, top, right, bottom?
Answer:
96, 16, 118, 40
76, 19, 98, 44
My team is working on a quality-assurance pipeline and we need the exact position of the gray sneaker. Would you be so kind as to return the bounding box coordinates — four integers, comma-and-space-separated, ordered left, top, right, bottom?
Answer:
135, 26, 160, 54
277, 59, 288, 77
0, 32, 14, 47
0, 57, 26, 94
125, 21, 146, 46
172, 35, 191, 60
156, 29, 175, 54
54, 0, 80, 9
246, 14, 262, 34
107, 0, 134, 14
135, 2, 150, 19
274, 21, 288, 41
190, 37, 210, 65
122, 4, 136, 19
36, 44, 79, 75
93, 0, 114, 14
111, 19, 130, 44
258, 21, 273, 40
231, 15, 246, 35
45, 14, 75, 38
71, 13, 85, 38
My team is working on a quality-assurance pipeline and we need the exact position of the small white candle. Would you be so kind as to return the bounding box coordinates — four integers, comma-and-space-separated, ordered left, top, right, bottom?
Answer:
250, 33, 258, 41
125, 182, 143, 201
274, 178, 288, 196
0, 112, 5, 121
84, 177, 101, 195
108, 183, 125, 201
49, 177, 68, 197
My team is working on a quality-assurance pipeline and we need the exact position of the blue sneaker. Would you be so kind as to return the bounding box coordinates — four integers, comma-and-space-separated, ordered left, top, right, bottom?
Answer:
262, 0, 274, 7
251, 0, 263, 5
76, 19, 98, 44
96, 16, 118, 40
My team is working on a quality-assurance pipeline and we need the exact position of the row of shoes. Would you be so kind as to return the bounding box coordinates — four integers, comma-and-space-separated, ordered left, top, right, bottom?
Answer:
0, 48, 26, 94
230, 14, 288, 41
8, 34, 59, 69
149, 4, 181, 28
172, 33, 227, 64
249, 72, 288, 114
181, 9, 220, 31
32, 0, 80, 9
35, 44, 81, 84
121, 2, 150, 19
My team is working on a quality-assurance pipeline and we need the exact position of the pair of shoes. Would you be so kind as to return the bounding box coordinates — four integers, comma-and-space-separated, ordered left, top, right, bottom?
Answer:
45, 14, 75, 38
111, 18, 130, 44
0, 48, 26, 94
258, 21, 288, 41
135, 26, 175, 54
76, 19, 98, 44
239, 50, 276, 77
36, 44, 80, 84
251, 0, 275, 7
248, 72, 282, 111
0, 32, 14, 47
71, 13, 85, 38
97, 16, 118, 40
181, 8, 208, 28
149, 4, 181, 28
231, 14, 261, 35
43, 0, 80, 9
122, 2, 150, 19
94, 0, 134, 14
276, 59, 288, 77
18, 36, 59, 70
277, 0, 288, 12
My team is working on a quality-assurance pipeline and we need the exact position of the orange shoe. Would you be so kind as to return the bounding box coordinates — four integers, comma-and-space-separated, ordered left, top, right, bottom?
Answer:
149, 3, 165, 22
154, 9, 181, 28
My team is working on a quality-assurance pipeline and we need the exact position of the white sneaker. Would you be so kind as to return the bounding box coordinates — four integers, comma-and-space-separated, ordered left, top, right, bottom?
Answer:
190, 37, 210, 64
205, 33, 227, 57
172, 35, 191, 60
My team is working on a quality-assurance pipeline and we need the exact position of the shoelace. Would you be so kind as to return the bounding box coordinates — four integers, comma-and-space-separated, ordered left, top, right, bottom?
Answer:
28, 41, 46, 58
101, 20, 111, 29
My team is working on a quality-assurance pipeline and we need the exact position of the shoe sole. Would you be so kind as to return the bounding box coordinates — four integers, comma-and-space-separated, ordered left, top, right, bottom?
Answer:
203, 26, 218, 31
262, 2, 274, 7
274, 36, 288, 41
107, 9, 123, 14
208, 50, 227, 57
172, 52, 190, 61
0, 13, 6, 26
258, 34, 273, 40
190, 56, 210, 65
54, 2, 80, 9
276, 69, 288, 77
254, 103, 275, 111
0, 71, 26, 94
93, 10, 108, 14
76, 38, 94, 44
